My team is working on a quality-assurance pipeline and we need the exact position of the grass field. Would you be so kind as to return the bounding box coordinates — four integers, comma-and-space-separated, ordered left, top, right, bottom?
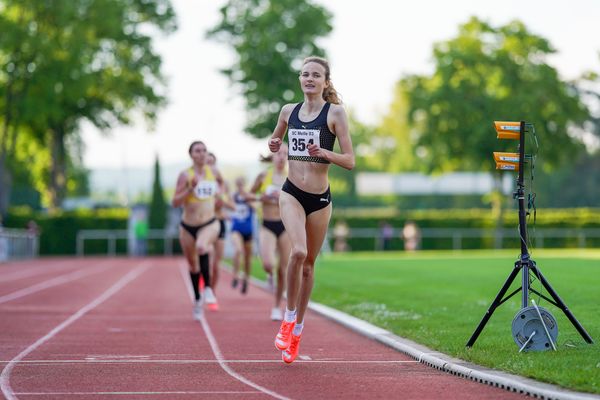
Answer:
250, 249, 600, 394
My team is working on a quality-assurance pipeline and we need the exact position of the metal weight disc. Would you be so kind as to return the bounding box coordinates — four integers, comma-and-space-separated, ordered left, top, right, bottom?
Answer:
512, 306, 558, 351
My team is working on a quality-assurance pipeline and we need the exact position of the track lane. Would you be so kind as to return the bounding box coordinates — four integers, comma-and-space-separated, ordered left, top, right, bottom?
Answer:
1, 260, 150, 399
0, 259, 133, 361
193, 264, 528, 400
4, 258, 265, 399
1, 258, 531, 399
0, 258, 91, 288
0, 261, 113, 304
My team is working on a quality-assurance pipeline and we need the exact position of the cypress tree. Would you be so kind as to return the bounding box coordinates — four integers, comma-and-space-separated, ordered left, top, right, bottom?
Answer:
148, 155, 166, 230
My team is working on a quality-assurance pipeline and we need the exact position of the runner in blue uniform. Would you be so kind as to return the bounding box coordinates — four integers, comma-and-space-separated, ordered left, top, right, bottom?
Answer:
230, 176, 255, 294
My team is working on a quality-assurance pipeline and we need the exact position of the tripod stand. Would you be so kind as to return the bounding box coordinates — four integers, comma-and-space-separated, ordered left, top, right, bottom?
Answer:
466, 121, 594, 348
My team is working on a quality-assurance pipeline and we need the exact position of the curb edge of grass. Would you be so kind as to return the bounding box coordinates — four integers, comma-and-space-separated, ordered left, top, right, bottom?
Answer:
246, 265, 597, 400
306, 301, 599, 400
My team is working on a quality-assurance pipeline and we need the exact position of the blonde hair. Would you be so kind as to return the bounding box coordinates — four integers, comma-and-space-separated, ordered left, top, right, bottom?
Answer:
302, 56, 341, 105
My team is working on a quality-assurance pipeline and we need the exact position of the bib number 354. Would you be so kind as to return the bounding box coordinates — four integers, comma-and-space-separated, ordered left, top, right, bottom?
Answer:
288, 129, 320, 157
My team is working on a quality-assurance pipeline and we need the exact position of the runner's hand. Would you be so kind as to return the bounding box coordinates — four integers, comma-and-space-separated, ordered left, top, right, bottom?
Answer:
308, 143, 326, 159
269, 138, 281, 153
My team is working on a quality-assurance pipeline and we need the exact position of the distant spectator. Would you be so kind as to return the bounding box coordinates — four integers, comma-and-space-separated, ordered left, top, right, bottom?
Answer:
0, 222, 6, 262
26, 220, 40, 235
26, 220, 40, 256
133, 214, 149, 256
333, 220, 350, 252
380, 221, 393, 251
402, 221, 421, 252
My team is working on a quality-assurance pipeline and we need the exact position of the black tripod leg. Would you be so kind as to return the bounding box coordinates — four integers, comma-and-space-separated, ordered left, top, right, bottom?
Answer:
531, 265, 594, 344
466, 266, 521, 347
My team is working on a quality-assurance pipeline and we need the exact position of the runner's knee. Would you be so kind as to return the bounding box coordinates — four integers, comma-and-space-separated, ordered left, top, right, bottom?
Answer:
263, 261, 274, 272
302, 263, 314, 279
196, 243, 210, 255
290, 247, 307, 264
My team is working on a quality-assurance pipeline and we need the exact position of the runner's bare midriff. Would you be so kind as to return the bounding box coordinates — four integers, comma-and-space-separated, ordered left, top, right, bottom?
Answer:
287, 160, 329, 194
262, 200, 281, 221
182, 201, 216, 226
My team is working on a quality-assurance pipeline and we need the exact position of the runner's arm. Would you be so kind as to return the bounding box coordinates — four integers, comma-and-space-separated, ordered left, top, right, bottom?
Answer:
269, 104, 294, 152
172, 172, 193, 207
308, 104, 355, 170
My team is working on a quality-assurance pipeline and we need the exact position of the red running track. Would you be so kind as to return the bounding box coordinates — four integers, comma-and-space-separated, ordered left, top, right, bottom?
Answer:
0, 257, 529, 399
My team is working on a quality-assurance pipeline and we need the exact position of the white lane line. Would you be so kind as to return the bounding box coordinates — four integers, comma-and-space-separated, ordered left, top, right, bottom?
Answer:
0, 263, 76, 283
84, 355, 150, 360
178, 263, 291, 400
0, 359, 418, 365
1, 262, 150, 400
0, 261, 112, 304
14, 391, 260, 396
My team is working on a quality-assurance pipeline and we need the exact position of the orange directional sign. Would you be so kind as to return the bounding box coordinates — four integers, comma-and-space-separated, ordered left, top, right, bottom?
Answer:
495, 161, 519, 171
493, 152, 519, 163
494, 121, 521, 140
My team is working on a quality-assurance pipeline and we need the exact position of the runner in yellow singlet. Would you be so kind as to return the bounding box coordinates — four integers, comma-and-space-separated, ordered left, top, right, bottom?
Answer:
171, 141, 224, 320
207, 152, 234, 310
251, 143, 290, 321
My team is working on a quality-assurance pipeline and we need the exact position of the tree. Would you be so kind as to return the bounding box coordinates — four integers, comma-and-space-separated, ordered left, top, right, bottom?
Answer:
0, 0, 177, 212
574, 68, 600, 148
207, 0, 333, 138
393, 17, 591, 219
535, 150, 600, 207
148, 155, 166, 230
401, 17, 589, 175
366, 83, 416, 173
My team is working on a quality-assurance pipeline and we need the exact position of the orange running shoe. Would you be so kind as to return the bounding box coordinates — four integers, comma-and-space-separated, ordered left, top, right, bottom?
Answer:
282, 333, 301, 364
274, 320, 295, 350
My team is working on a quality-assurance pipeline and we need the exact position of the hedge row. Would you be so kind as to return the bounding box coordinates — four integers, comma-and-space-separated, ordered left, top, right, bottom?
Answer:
5, 207, 128, 255
4, 207, 600, 255
330, 207, 600, 251
331, 207, 600, 229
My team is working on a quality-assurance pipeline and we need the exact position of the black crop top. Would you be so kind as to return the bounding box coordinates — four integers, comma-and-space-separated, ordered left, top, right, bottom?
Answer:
287, 102, 336, 164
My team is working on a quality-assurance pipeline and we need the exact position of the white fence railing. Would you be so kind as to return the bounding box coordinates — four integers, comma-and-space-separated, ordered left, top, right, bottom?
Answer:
76, 229, 178, 256
0, 228, 39, 262
334, 227, 600, 251
76, 227, 600, 256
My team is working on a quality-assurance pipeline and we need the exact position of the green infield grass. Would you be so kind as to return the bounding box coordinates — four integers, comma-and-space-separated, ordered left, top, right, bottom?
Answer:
249, 249, 600, 394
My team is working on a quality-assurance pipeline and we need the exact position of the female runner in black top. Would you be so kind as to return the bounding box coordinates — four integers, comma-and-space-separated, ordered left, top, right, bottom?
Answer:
269, 56, 355, 364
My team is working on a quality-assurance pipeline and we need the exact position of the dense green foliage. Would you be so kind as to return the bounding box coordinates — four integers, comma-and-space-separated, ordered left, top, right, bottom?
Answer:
5, 207, 600, 255
0, 0, 177, 212
207, 0, 332, 138
400, 17, 589, 174
534, 150, 600, 207
5, 207, 128, 254
331, 207, 600, 251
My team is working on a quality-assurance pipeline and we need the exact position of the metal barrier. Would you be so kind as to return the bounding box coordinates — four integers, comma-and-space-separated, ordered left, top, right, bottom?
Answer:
77, 220, 252, 257
76, 227, 600, 255
333, 227, 600, 251
0, 228, 39, 262
76, 229, 177, 256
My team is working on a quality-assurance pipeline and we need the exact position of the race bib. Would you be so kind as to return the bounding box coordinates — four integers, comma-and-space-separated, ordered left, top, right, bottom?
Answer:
288, 129, 320, 157
233, 203, 250, 220
193, 181, 217, 199
265, 184, 279, 197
